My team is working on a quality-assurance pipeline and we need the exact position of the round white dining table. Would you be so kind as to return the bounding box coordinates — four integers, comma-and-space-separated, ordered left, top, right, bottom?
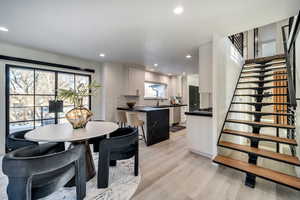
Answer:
25, 121, 119, 182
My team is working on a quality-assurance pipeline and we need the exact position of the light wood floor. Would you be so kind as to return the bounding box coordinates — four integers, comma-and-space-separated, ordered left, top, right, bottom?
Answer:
132, 130, 300, 200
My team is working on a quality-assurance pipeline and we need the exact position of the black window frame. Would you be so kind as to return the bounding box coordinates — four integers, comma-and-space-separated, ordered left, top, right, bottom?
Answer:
5, 64, 92, 140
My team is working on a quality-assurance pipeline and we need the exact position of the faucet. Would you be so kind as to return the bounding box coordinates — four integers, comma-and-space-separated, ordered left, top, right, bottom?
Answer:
156, 99, 163, 107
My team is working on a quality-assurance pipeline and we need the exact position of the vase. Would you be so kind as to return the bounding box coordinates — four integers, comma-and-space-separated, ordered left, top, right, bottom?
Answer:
66, 100, 93, 129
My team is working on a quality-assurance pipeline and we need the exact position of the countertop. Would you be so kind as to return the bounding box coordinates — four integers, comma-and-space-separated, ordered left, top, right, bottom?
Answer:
153, 104, 188, 108
117, 106, 169, 112
185, 108, 213, 117
117, 104, 187, 112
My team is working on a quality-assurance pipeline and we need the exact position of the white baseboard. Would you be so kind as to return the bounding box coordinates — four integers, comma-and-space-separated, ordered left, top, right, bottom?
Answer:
189, 149, 213, 159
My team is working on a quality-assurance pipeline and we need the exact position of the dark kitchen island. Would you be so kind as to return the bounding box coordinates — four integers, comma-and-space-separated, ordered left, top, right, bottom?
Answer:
117, 106, 170, 146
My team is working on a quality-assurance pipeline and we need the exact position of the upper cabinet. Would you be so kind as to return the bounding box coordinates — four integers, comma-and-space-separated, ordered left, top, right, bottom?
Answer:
124, 67, 144, 96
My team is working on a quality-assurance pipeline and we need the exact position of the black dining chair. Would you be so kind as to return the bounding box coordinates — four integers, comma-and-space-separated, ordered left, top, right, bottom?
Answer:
7, 130, 65, 153
6, 130, 38, 152
2, 143, 86, 200
97, 127, 139, 188
88, 120, 106, 152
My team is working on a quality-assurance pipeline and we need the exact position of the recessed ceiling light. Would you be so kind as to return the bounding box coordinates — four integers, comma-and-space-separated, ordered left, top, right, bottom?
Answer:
154, 64, 158, 67
0, 26, 8, 32
173, 6, 184, 15
99, 53, 105, 57
186, 54, 192, 59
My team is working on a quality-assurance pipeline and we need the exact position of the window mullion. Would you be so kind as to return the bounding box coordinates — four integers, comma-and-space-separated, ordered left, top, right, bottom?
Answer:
74, 74, 76, 107
54, 72, 58, 124
33, 69, 36, 129
89, 75, 92, 110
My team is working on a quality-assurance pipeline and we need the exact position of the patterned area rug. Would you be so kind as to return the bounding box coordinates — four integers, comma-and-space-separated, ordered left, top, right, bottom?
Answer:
0, 152, 140, 200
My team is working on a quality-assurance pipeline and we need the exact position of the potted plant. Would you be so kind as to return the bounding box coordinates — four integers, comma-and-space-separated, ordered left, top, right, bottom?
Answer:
58, 81, 100, 129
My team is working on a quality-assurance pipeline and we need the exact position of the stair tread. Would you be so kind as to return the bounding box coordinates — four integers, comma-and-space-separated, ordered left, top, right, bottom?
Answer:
229, 110, 292, 116
234, 94, 288, 97
245, 55, 286, 63
238, 79, 287, 84
241, 72, 287, 79
213, 155, 300, 190
226, 119, 295, 129
243, 65, 286, 69
232, 102, 289, 105
237, 86, 287, 90
242, 67, 287, 74
244, 61, 285, 66
244, 61, 286, 69
219, 141, 300, 166
222, 129, 297, 145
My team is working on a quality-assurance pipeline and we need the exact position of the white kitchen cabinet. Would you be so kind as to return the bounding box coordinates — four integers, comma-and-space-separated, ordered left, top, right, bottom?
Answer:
186, 114, 212, 158
180, 106, 187, 123
124, 67, 144, 96
174, 76, 183, 97
169, 107, 174, 126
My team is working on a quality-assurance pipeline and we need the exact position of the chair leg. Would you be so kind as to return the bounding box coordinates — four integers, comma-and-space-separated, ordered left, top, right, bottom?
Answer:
141, 125, 147, 145
110, 160, 117, 166
75, 152, 86, 200
7, 177, 32, 200
56, 142, 65, 152
93, 142, 99, 152
98, 149, 110, 188
134, 144, 139, 176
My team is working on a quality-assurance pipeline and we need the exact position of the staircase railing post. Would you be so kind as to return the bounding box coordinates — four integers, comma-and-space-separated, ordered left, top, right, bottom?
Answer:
276, 114, 280, 153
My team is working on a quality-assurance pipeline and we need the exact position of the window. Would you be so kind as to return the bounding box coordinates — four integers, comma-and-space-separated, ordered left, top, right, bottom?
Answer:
7, 65, 91, 134
261, 41, 276, 57
144, 81, 167, 99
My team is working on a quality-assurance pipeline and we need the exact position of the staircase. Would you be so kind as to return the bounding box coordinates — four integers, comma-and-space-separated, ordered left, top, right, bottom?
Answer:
213, 55, 300, 190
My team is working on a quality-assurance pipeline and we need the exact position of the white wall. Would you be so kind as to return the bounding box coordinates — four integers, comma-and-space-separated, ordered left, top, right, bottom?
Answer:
102, 62, 127, 122
212, 34, 244, 157
0, 42, 104, 154
199, 42, 212, 93
187, 74, 199, 87
198, 42, 213, 108
245, 29, 255, 60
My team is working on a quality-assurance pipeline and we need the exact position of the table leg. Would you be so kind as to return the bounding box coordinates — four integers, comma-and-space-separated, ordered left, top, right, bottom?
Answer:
84, 140, 96, 181
66, 140, 96, 186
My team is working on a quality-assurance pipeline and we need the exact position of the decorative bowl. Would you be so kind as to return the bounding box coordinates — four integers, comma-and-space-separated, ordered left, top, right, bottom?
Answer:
127, 102, 136, 109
